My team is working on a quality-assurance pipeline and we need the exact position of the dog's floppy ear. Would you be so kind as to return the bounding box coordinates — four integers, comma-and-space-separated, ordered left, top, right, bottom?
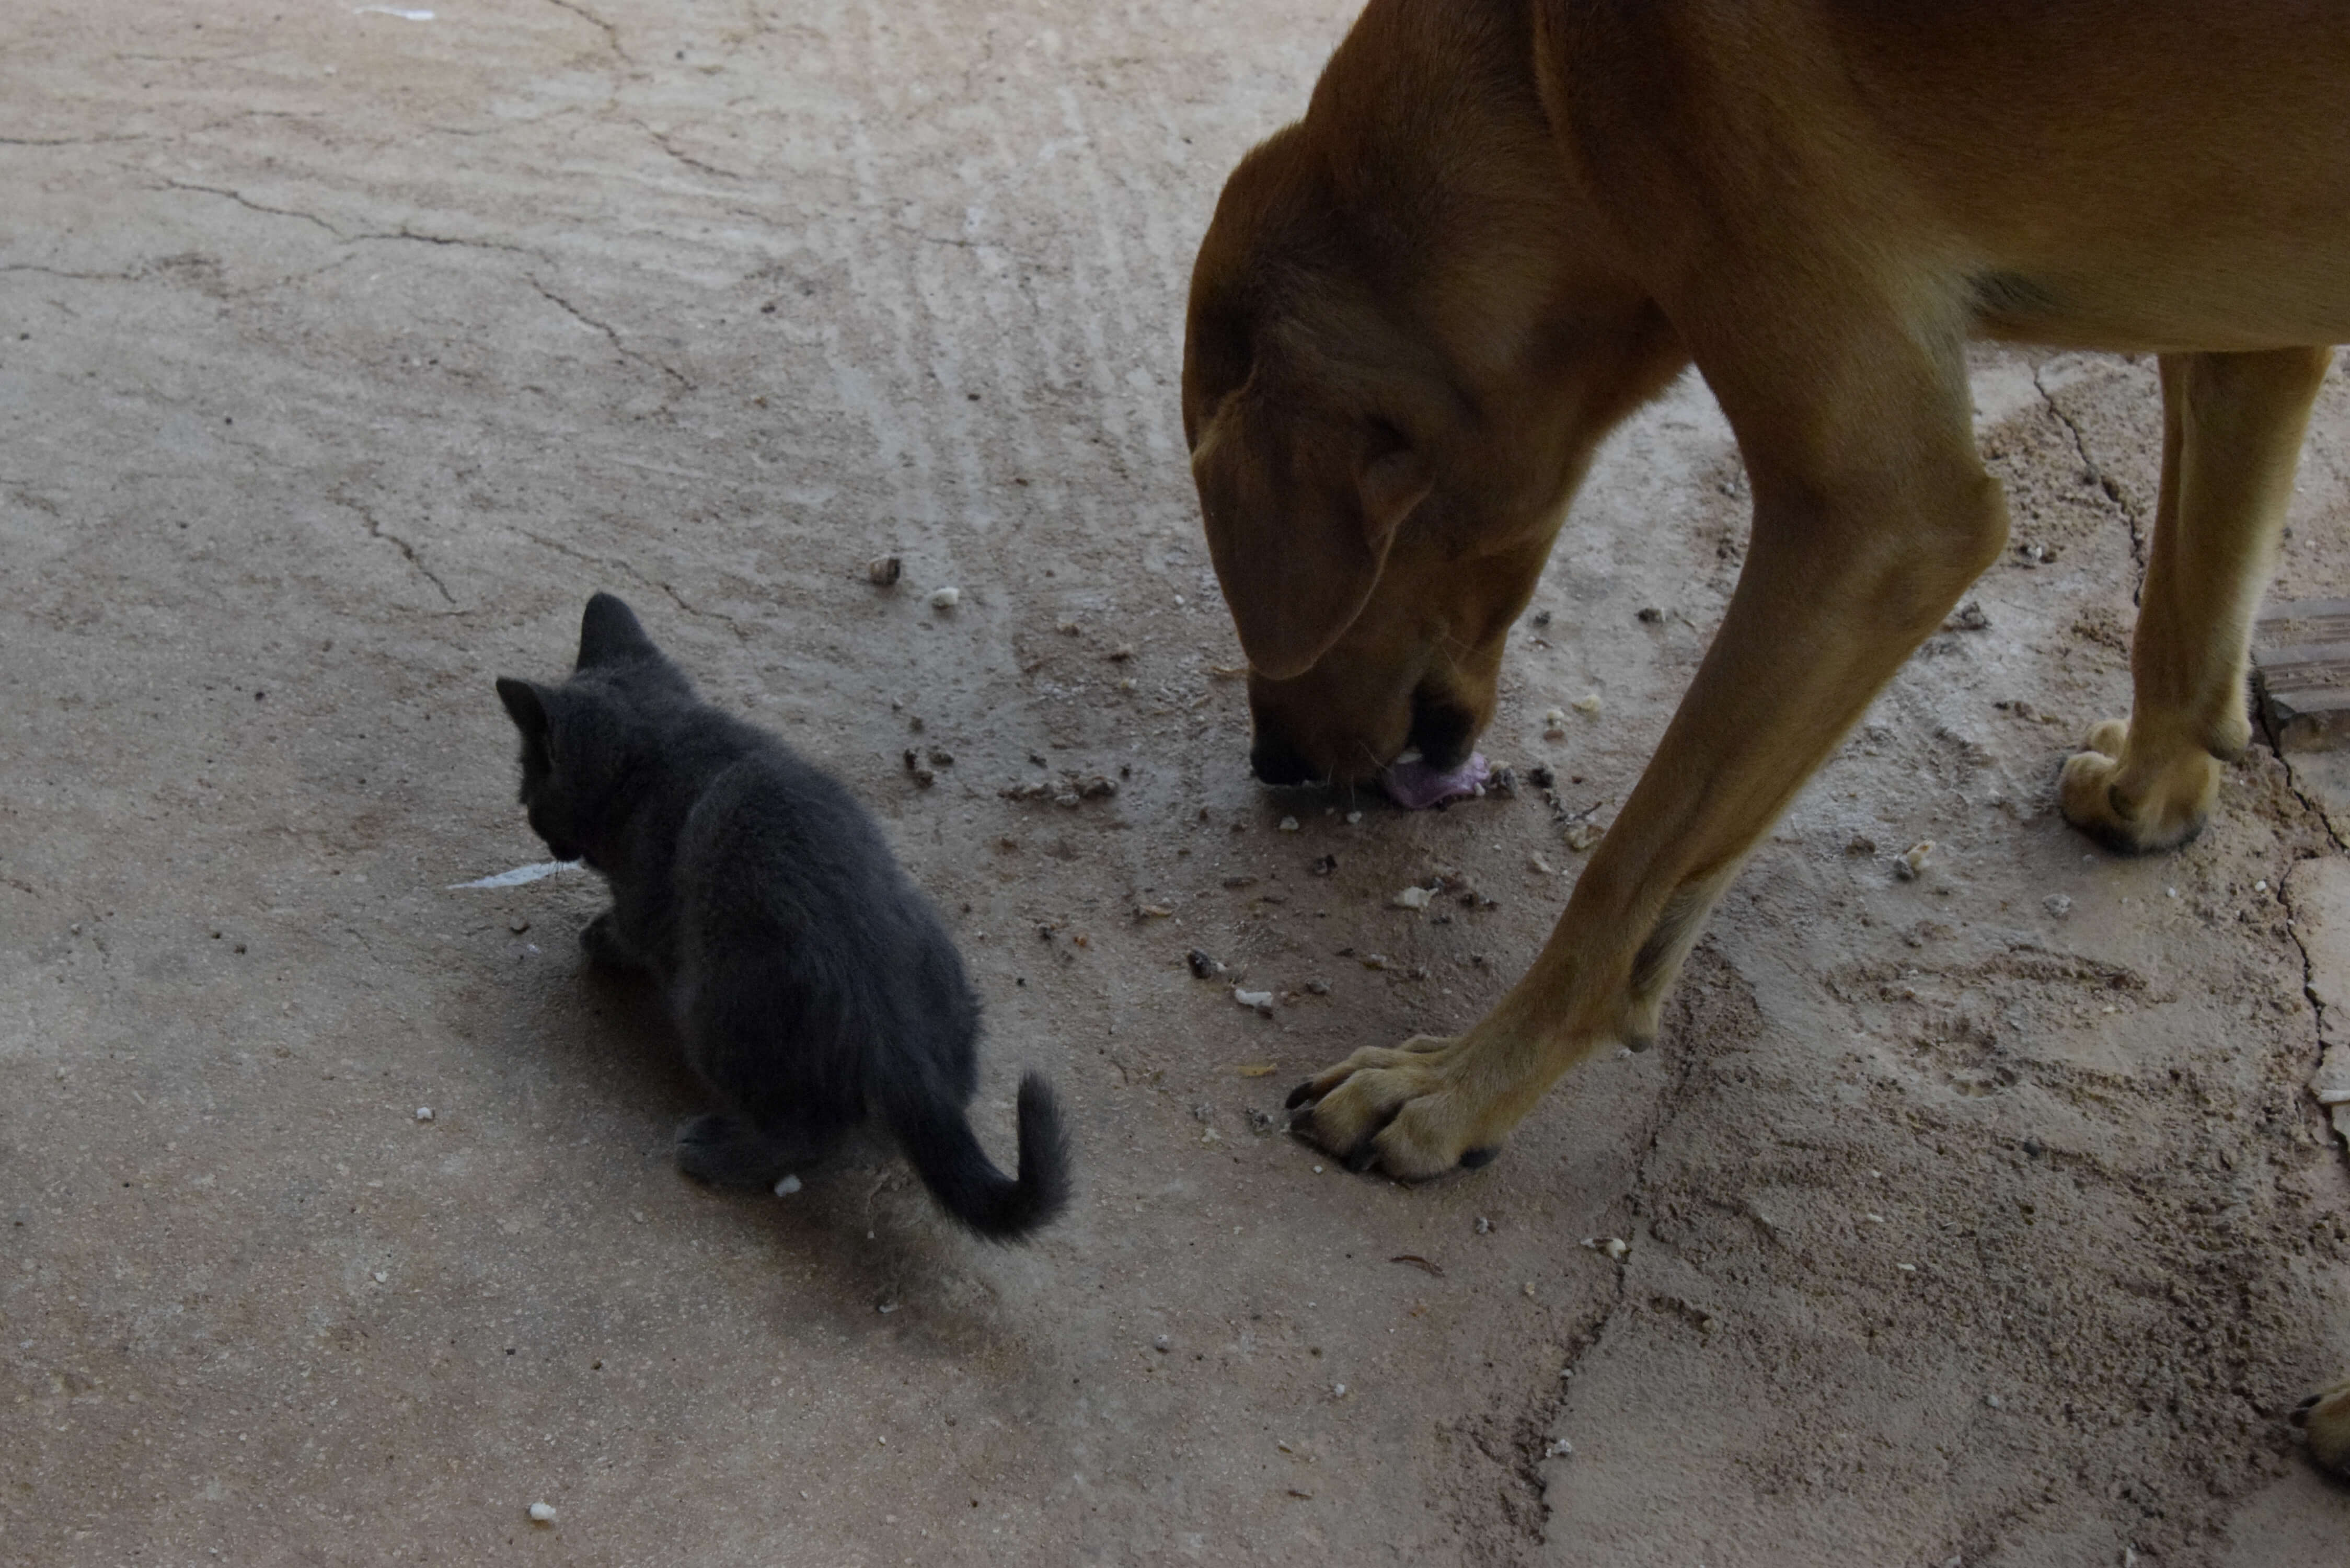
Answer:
496, 677, 551, 741
1192, 403, 1433, 681
576, 592, 658, 670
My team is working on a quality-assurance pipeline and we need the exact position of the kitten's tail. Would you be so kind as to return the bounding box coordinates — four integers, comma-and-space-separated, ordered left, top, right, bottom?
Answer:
885, 1073, 1071, 1241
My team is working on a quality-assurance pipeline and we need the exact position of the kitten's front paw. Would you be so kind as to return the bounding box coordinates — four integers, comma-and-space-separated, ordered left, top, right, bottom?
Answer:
2295, 1376, 2350, 1477
674, 1113, 789, 1190
580, 910, 634, 970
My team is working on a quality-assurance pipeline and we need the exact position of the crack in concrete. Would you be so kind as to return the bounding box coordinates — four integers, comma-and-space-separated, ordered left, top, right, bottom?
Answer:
0, 263, 143, 283
540, 0, 627, 58
2033, 361, 2148, 584
333, 492, 455, 606
163, 178, 345, 238
526, 275, 694, 393
1505, 994, 1717, 1546
2251, 677, 2350, 856
517, 529, 746, 639
163, 179, 541, 260
0, 133, 152, 148
633, 121, 747, 181
352, 227, 538, 257
2277, 862, 2350, 1159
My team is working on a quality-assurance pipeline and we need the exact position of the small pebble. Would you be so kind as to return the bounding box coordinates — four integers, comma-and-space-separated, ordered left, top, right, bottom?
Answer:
1345, 810, 1362, 825
1187, 949, 1226, 979
774, 1174, 802, 1196
1897, 1262, 1917, 1273
1277, 816, 1299, 833
372, 1271, 387, 1284
1542, 707, 1569, 739
927, 586, 961, 610
1546, 1438, 1574, 1458
1895, 841, 1934, 880
1604, 1237, 1628, 1260
1985, 1393, 2003, 1409
414, 1106, 433, 1122
1153, 1335, 1171, 1352
1474, 1216, 1493, 1235
2254, 879, 2269, 893
1637, 606, 1663, 624
1332, 1382, 1349, 1399
2043, 894, 2071, 918
509, 916, 529, 933
527, 1503, 557, 1525
867, 555, 902, 586
1304, 978, 1330, 996
1391, 886, 1433, 910
1571, 693, 1602, 716
1233, 987, 1275, 1014
1528, 854, 1555, 875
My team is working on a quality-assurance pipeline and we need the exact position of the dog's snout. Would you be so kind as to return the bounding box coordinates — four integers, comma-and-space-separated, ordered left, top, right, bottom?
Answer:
1249, 731, 1321, 787
1407, 689, 1478, 773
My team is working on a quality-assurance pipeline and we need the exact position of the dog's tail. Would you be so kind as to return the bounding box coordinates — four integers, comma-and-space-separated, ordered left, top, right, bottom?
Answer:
883, 1073, 1070, 1241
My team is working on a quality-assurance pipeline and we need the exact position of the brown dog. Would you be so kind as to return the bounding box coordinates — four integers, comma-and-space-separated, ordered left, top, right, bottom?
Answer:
1182, 0, 2350, 1472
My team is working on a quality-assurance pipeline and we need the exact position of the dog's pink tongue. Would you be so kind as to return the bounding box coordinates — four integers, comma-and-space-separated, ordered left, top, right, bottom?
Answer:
1382, 752, 1490, 811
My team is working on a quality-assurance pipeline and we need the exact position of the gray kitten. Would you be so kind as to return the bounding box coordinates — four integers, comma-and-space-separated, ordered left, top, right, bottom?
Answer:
495, 593, 1069, 1239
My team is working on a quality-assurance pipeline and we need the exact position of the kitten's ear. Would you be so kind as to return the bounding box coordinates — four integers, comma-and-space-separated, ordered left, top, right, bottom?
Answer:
496, 677, 551, 742
576, 592, 660, 670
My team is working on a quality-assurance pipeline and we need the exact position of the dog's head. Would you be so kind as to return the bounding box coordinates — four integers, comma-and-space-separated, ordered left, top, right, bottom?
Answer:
1182, 29, 1685, 788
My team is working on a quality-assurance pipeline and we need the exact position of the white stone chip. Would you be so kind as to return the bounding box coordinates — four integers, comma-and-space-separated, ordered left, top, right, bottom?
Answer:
527, 1503, 556, 1525
773, 1174, 803, 1196
414, 1106, 434, 1122
927, 586, 961, 609
1390, 886, 1433, 910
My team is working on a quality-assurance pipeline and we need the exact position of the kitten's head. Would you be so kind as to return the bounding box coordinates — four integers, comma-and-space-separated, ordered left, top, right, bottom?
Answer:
493, 593, 686, 866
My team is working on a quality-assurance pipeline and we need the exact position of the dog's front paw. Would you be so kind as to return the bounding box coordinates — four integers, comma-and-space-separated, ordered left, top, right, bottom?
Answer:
2293, 1376, 2350, 1478
1286, 1034, 1504, 1180
2057, 719, 2216, 854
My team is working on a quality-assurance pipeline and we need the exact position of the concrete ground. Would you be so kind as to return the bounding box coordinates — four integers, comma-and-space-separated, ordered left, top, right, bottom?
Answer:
4, 3, 2348, 1563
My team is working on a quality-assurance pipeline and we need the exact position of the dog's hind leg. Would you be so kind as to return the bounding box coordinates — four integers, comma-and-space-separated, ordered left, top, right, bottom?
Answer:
2060, 347, 2333, 852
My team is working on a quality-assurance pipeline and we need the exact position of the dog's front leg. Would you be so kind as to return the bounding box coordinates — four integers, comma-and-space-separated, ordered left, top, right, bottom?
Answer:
1291, 328, 2011, 1178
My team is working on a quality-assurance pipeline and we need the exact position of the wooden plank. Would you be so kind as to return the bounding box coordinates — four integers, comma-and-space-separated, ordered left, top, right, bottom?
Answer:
2253, 602, 2350, 752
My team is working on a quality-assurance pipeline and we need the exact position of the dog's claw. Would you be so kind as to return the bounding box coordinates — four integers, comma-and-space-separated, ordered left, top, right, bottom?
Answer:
1343, 1143, 1379, 1174
2293, 1392, 2319, 1425
1458, 1146, 1498, 1170
1286, 1080, 1316, 1110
